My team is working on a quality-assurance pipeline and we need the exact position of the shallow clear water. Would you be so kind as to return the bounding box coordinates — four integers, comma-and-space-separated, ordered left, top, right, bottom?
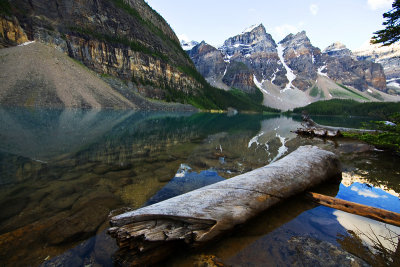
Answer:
0, 108, 398, 266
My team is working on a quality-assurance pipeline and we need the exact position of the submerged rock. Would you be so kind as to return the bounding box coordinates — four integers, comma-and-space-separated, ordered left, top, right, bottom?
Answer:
288, 236, 370, 267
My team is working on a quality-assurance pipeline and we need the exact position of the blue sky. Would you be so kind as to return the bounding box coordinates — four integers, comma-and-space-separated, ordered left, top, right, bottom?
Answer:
146, 0, 394, 50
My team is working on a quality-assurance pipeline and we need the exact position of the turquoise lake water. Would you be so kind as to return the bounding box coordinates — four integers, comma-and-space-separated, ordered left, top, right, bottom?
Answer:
0, 108, 398, 266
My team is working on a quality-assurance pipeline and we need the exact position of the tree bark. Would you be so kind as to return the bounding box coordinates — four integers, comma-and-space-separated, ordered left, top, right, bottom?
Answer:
108, 146, 341, 265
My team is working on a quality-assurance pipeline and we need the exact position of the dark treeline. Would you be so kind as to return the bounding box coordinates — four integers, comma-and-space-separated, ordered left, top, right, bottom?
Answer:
290, 99, 400, 119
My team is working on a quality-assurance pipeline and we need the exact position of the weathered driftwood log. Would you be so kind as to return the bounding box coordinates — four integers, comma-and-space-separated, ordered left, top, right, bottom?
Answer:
295, 128, 343, 138
108, 146, 341, 265
306, 192, 400, 227
295, 115, 376, 138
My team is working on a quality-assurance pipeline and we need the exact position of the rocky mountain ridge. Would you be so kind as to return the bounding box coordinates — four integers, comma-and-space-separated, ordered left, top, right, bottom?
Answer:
186, 24, 398, 110
354, 42, 400, 95
0, 0, 204, 104
1, 0, 272, 111
181, 40, 199, 51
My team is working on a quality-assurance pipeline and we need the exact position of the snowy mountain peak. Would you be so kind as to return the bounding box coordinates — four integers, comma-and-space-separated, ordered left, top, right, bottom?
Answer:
242, 23, 264, 34
180, 40, 199, 51
323, 42, 353, 58
323, 42, 347, 53
279, 31, 309, 45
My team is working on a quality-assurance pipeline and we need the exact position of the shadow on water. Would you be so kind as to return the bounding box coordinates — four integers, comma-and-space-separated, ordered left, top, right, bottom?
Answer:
0, 108, 399, 266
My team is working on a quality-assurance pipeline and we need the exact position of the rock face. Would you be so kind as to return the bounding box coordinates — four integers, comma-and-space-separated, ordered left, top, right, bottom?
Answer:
187, 41, 226, 81
1, 0, 203, 101
354, 42, 400, 94
0, 15, 28, 47
323, 42, 354, 58
219, 24, 283, 90
0, 42, 197, 109
181, 40, 199, 51
187, 24, 388, 94
278, 31, 321, 91
322, 42, 387, 92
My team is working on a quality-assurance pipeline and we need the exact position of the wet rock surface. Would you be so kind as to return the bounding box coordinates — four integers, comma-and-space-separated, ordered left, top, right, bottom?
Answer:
288, 236, 370, 267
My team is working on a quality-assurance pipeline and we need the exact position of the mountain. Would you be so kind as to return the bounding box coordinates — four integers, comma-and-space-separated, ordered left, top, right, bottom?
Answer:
322, 42, 354, 58
180, 40, 199, 51
0, 41, 199, 110
1, 0, 271, 111
321, 43, 387, 92
186, 24, 399, 110
354, 42, 400, 95
1, 0, 204, 99
0, 0, 274, 112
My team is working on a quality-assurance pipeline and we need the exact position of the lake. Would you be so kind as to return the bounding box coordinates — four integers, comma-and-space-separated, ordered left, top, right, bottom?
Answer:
0, 108, 399, 266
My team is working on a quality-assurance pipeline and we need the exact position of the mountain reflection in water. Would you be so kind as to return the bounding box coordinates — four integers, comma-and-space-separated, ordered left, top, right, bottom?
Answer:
0, 108, 398, 266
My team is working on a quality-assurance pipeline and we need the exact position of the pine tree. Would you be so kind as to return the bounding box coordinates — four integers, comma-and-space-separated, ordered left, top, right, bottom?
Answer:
372, 0, 400, 45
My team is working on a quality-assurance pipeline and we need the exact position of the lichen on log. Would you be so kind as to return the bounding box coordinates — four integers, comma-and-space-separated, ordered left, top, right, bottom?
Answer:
108, 145, 342, 265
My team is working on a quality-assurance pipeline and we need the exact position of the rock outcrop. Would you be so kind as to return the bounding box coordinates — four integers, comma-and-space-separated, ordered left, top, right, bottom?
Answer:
322, 42, 354, 58
278, 31, 321, 91
322, 43, 387, 92
187, 41, 226, 81
354, 42, 400, 94
219, 24, 284, 88
1, 0, 203, 102
0, 15, 28, 47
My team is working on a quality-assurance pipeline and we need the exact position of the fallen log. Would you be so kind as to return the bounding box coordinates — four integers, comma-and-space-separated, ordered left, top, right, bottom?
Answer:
294, 114, 376, 138
306, 192, 400, 227
108, 146, 341, 265
295, 128, 343, 138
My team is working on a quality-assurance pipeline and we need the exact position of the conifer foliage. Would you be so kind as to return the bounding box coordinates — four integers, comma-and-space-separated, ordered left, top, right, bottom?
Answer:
372, 0, 400, 45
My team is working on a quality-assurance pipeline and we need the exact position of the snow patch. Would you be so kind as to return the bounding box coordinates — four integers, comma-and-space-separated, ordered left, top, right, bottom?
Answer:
388, 82, 400, 89
270, 68, 279, 84
224, 54, 233, 63
270, 133, 288, 163
248, 131, 264, 148
277, 44, 297, 91
318, 66, 329, 77
253, 75, 269, 95
242, 24, 259, 33
18, 41, 35, 46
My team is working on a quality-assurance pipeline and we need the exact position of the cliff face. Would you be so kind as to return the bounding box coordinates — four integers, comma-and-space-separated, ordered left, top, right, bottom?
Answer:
219, 24, 283, 89
354, 42, 400, 94
222, 61, 256, 92
278, 31, 321, 91
187, 41, 226, 80
1, 0, 202, 99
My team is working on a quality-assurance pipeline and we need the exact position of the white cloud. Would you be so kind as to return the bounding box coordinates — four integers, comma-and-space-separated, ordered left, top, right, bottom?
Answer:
274, 24, 299, 41
351, 186, 387, 198
177, 34, 190, 42
367, 0, 392, 10
310, 4, 319, 15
